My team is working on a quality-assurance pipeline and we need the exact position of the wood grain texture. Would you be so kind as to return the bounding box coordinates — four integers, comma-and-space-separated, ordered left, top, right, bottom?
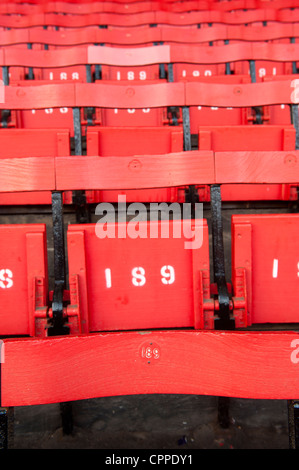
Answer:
87, 44, 170, 66
75, 82, 185, 108
215, 151, 299, 183
5, 47, 87, 68
0, 0, 296, 15
0, 9, 297, 29
3, 42, 299, 68
2, 330, 299, 406
1, 84, 76, 110
171, 42, 299, 65
0, 80, 296, 110
1, 23, 299, 47
55, 152, 215, 190
186, 80, 296, 108
0, 157, 55, 192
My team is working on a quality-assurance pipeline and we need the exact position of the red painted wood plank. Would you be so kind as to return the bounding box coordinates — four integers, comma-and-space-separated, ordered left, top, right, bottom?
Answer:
75, 82, 184, 109
170, 43, 299, 65
5, 47, 87, 68
55, 152, 215, 191
186, 80, 296, 107
0, 9, 294, 29
87, 46, 170, 66
0, 157, 55, 192
1, 23, 298, 48
3, 330, 299, 406
1, 0, 297, 15
1, 84, 76, 110
28, 26, 162, 47
215, 151, 299, 184
2, 81, 293, 111
87, 45, 170, 66
0, 129, 70, 158
28, 27, 100, 47
4, 42, 299, 69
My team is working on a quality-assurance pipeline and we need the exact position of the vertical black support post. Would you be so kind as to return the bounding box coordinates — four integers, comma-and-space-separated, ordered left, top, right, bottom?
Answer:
0, 408, 8, 449
249, 60, 256, 83
0, 341, 12, 449
72, 107, 90, 223
288, 400, 299, 448
153, 41, 166, 79
2, 66, 9, 86
0, 407, 14, 449
249, 60, 263, 124
85, 65, 95, 125
291, 58, 299, 151
73, 107, 82, 156
291, 104, 299, 150
48, 192, 73, 435
182, 106, 191, 152
224, 40, 231, 75
210, 185, 232, 329
208, 23, 213, 47
1, 66, 10, 128
26, 43, 34, 80
48, 191, 69, 337
166, 62, 179, 126
290, 38, 297, 74
43, 25, 49, 50
167, 62, 174, 84
210, 185, 234, 429
94, 42, 104, 81
182, 106, 198, 218
86, 64, 92, 84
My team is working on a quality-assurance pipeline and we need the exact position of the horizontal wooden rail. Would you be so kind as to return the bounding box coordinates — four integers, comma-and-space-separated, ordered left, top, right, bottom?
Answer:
0, 80, 297, 110
55, 152, 215, 190
0, 151, 298, 193
0, 157, 56, 192
2, 42, 299, 68
2, 329, 299, 406
2, 23, 299, 47
0, 9, 298, 28
0, 0, 298, 15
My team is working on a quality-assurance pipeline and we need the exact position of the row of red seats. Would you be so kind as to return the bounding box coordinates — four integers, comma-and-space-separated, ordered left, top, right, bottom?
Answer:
1, 23, 299, 47
1, 8, 299, 27
0, 0, 296, 14
1, 212, 298, 336
0, 77, 297, 203
0, 42, 298, 82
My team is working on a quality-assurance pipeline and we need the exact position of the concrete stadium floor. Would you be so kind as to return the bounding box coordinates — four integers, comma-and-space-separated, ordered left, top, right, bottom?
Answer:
11, 395, 289, 449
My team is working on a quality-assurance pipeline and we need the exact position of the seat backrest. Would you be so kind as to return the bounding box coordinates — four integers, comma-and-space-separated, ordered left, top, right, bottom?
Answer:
0, 224, 48, 336
0, 128, 70, 157
232, 213, 299, 325
67, 219, 210, 332
86, 126, 183, 156
198, 125, 295, 151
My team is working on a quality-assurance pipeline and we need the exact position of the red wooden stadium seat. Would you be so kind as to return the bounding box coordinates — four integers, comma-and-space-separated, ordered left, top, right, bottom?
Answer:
67, 219, 210, 332
0, 224, 48, 336
232, 213, 299, 326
